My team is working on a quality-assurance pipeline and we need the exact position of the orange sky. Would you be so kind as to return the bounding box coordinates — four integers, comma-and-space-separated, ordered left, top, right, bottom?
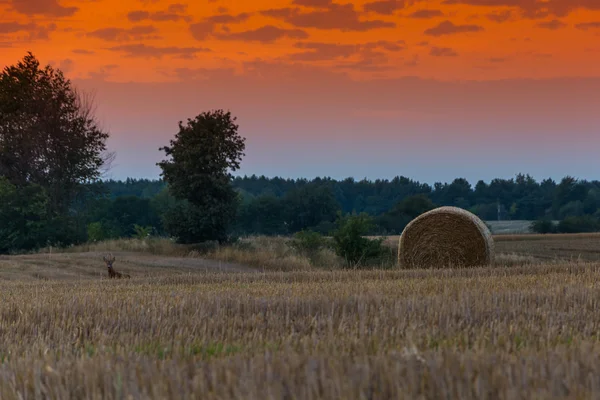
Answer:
1, 0, 600, 183
1, 0, 600, 81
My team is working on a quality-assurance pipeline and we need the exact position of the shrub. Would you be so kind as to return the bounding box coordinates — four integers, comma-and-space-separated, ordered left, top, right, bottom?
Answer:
557, 216, 600, 233
289, 230, 326, 259
530, 219, 557, 234
133, 224, 153, 240
332, 213, 386, 268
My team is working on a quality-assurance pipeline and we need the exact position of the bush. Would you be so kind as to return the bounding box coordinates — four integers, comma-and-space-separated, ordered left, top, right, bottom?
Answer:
332, 213, 386, 268
133, 224, 153, 240
557, 216, 600, 233
289, 230, 326, 259
530, 219, 557, 234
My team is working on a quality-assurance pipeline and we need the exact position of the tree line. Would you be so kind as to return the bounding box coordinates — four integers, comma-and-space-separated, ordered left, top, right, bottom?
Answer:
1, 52, 598, 254
95, 173, 600, 240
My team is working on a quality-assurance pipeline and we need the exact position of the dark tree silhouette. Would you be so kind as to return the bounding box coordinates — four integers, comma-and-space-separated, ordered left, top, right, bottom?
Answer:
0, 52, 110, 214
157, 109, 246, 243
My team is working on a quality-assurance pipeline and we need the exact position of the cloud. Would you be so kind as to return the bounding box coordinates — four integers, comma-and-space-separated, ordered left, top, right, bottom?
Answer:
364, 40, 405, 51
127, 4, 192, 23
27, 22, 56, 39
0, 22, 34, 33
260, 4, 395, 31
88, 25, 160, 42
167, 3, 186, 13
430, 46, 458, 56
408, 9, 444, 18
486, 10, 514, 23
289, 42, 359, 61
536, 19, 567, 30
287, 40, 404, 61
0, 21, 56, 39
3, 0, 78, 16
363, 0, 404, 15
215, 26, 309, 43
292, 0, 333, 7
189, 12, 252, 40
334, 48, 391, 72
424, 20, 484, 36
576, 21, 600, 30
58, 58, 74, 74
72, 48, 94, 54
87, 64, 118, 81
106, 44, 210, 59
401, 54, 418, 66
442, 0, 600, 18
206, 12, 252, 23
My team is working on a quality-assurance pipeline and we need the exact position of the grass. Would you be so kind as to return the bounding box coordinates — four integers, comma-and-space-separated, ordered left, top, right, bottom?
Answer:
2, 233, 600, 398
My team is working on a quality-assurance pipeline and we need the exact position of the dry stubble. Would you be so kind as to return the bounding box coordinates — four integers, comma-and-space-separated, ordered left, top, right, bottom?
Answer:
1, 263, 600, 398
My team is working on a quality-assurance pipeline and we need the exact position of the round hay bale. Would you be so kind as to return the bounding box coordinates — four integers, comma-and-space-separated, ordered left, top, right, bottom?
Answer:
398, 206, 494, 268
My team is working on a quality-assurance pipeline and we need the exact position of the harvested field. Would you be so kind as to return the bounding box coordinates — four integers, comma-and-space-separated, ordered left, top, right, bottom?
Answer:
1, 234, 600, 398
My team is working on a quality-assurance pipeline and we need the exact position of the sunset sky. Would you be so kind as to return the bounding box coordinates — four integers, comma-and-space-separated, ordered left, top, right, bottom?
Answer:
1, 0, 599, 184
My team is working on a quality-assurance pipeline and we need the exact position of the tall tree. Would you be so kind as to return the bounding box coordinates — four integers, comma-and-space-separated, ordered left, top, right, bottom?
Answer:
157, 109, 245, 242
0, 52, 110, 214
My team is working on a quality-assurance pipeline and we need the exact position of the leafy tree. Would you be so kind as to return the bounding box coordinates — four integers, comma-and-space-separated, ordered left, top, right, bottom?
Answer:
332, 213, 385, 268
235, 195, 287, 235
377, 194, 435, 234
161, 199, 238, 244
0, 178, 49, 253
157, 110, 245, 243
283, 184, 340, 233
0, 52, 110, 215
87, 222, 113, 242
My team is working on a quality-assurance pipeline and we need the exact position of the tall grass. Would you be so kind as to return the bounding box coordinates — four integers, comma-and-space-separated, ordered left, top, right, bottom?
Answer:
38, 234, 559, 271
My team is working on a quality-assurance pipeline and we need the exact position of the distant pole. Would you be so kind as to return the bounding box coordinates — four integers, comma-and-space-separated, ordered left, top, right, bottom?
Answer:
497, 199, 501, 221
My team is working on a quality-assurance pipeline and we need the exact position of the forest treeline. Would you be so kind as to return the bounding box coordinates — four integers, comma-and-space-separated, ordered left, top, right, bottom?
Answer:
95, 173, 600, 239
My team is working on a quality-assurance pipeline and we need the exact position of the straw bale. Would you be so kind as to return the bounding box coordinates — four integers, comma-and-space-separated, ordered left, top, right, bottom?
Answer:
398, 206, 494, 268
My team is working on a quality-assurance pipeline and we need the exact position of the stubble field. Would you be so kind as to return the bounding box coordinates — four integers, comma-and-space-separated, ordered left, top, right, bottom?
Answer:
2, 234, 600, 399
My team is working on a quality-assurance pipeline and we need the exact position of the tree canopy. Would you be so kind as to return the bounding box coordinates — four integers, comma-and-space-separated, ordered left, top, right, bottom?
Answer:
0, 52, 110, 250
157, 109, 246, 243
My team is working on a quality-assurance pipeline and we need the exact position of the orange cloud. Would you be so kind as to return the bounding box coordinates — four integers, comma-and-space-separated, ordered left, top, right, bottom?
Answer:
536, 19, 567, 30
363, 0, 404, 15
260, 4, 395, 31
3, 0, 77, 16
408, 9, 444, 18
576, 21, 600, 30
442, 0, 600, 18
430, 46, 457, 56
1, 0, 600, 83
106, 44, 211, 59
87, 25, 160, 41
424, 20, 484, 36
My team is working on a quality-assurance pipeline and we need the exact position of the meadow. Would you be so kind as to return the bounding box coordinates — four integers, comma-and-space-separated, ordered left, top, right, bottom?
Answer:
1, 234, 600, 399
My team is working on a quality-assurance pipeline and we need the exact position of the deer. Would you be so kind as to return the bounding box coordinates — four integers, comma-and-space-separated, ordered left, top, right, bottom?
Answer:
102, 253, 130, 279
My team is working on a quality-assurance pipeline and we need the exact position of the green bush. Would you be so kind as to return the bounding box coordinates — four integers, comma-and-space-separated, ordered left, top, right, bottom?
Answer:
332, 213, 386, 268
557, 216, 600, 233
133, 224, 153, 240
530, 219, 557, 234
289, 230, 326, 259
